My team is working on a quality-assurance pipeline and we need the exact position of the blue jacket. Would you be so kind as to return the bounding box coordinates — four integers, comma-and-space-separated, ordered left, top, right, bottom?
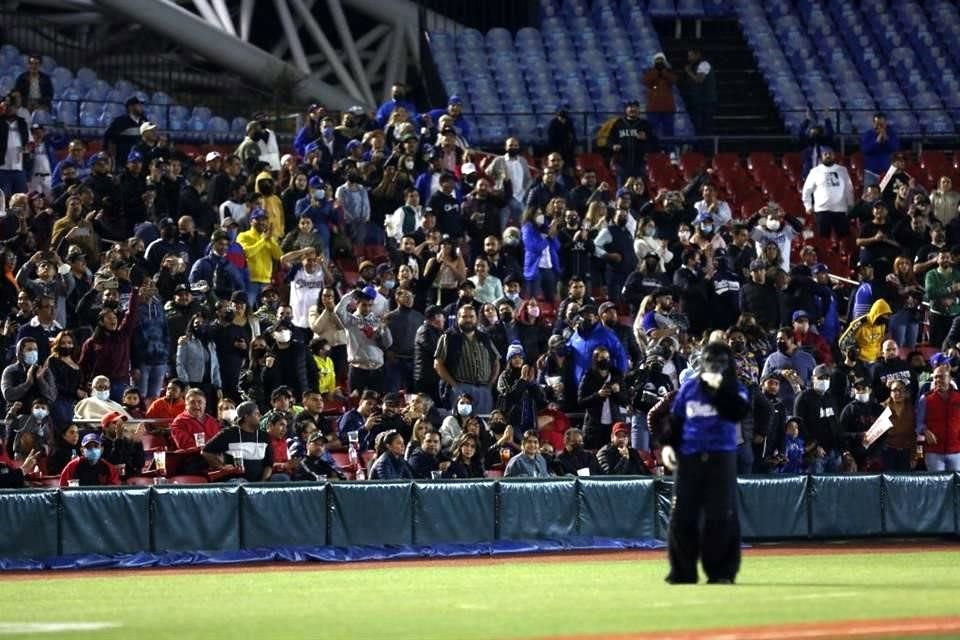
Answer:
132, 296, 169, 366
860, 126, 900, 176
370, 452, 414, 480
521, 222, 561, 280
292, 122, 320, 158
294, 195, 338, 230
188, 252, 246, 293
426, 108, 472, 142
671, 377, 748, 455
376, 98, 418, 128
567, 324, 629, 382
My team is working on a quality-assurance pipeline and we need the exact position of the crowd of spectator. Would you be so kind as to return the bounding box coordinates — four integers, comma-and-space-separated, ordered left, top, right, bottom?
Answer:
1, 59, 959, 490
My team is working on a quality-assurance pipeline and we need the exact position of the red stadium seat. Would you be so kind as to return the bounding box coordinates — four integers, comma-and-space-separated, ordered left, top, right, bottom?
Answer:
484, 469, 503, 478
126, 477, 155, 486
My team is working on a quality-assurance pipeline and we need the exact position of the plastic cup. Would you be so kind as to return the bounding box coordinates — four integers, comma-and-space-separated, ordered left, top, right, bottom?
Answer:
153, 477, 168, 485
67, 479, 79, 487
117, 463, 126, 478
347, 430, 359, 444
234, 455, 245, 473
194, 432, 206, 448
154, 451, 166, 474
430, 470, 442, 480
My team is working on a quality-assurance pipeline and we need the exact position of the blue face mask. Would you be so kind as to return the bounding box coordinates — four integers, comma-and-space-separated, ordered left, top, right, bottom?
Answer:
322, 126, 334, 138
701, 224, 714, 234
313, 189, 325, 200
22, 350, 38, 366
458, 403, 473, 416
84, 447, 101, 464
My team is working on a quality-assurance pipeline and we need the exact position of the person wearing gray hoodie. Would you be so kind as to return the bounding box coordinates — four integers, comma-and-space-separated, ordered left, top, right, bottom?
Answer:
1, 337, 57, 416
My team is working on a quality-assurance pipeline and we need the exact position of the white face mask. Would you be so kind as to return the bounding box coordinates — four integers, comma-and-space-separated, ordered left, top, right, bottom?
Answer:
678, 231, 691, 242
457, 403, 473, 416
221, 409, 237, 422
274, 329, 292, 344
32, 408, 48, 420
534, 214, 545, 226
854, 392, 870, 403
506, 292, 520, 302
813, 379, 830, 393
94, 390, 110, 401
765, 217, 781, 231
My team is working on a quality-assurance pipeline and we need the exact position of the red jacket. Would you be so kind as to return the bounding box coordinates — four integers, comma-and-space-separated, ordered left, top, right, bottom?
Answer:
793, 329, 833, 365
921, 390, 960, 455
78, 292, 140, 382
59, 457, 120, 486
170, 412, 222, 450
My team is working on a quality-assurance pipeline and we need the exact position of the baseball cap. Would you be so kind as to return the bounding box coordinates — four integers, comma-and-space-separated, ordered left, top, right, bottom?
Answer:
127, 150, 143, 163
624, 99, 640, 108
930, 352, 950, 368
100, 411, 127, 428
81, 433, 102, 447
348, 105, 365, 115
358, 260, 376, 272
461, 162, 477, 175
611, 422, 630, 435
346, 139, 361, 152
811, 263, 829, 275
425, 305, 444, 318
307, 431, 325, 444
249, 208, 267, 221
791, 310, 809, 322
139, 121, 157, 135
852, 377, 870, 389
173, 283, 190, 294
280, 153, 294, 166
375, 263, 394, 276
30, 122, 43, 130
90, 151, 109, 164
205, 151, 222, 162
448, 95, 463, 105
812, 364, 832, 379
308, 175, 324, 189
598, 301, 617, 314
694, 212, 714, 224
110, 258, 131, 270
579, 304, 598, 316
382, 392, 403, 405
271, 386, 293, 400
548, 334, 566, 349
124, 95, 142, 107
749, 259, 767, 271
356, 285, 378, 301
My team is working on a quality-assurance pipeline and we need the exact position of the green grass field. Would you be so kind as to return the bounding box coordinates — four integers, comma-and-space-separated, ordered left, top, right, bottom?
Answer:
2, 550, 959, 639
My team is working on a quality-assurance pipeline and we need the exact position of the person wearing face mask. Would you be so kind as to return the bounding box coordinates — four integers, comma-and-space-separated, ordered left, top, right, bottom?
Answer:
495, 276, 525, 312
5, 397, 55, 459
752, 374, 787, 472
567, 305, 629, 383
376, 83, 418, 128
578, 346, 630, 450
58, 433, 120, 487
552, 427, 601, 476
413, 306, 447, 404
335, 286, 393, 396
536, 333, 578, 412
838, 378, 883, 470
487, 137, 533, 229
2, 337, 56, 417
496, 341, 545, 435
176, 312, 222, 412
442, 279, 483, 320
690, 212, 726, 254
72, 374, 129, 421
145, 218, 189, 273
747, 203, 802, 273
593, 205, 638, 301
438, 392, 476, 451
99, 410, 146, 479
793, 364, 842, 473
760, 328, 817, 408
263, 314, 315, 401
672, 249, 712, 336
625, 347, 675, 452
660, 341, 748, 584
382, 289, 423, 393
802, 148, 855, 249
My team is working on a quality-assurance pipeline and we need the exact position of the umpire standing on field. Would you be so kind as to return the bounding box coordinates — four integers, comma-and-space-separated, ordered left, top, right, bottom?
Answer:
661, 341, 749, 584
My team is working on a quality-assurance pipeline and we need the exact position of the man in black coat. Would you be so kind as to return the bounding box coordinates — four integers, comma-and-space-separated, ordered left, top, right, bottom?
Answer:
14, 55, 53, 111
597, 422, 649, 475
739, 259, 780, 331
555, 427, 603, 476
413, 306, 445, 404
103, 96, 146, 169
0, 96, 31, 197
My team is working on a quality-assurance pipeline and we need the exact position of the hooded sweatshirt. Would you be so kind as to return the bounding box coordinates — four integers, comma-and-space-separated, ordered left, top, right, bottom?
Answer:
0, 338, 58, 409
255, 171, 285, 239
839, 299, 892, 364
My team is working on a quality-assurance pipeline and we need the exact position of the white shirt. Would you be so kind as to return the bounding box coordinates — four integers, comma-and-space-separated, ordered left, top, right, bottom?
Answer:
28, 140, 52, 196
802, 163, 855, 213
2, 127, 23, 171
387, 205, 423, 243
506, 157, 526, 204
696, 61, 712, 76
220, 200, 248, 228
256, 129, 281, 172
752, 222, 798, 272
291, 266, 326, 328
693, 199, 732, 227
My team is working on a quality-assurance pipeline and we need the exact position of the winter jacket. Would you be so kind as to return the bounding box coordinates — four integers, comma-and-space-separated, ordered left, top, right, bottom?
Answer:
596, 444, 649, 475
78, 293, 140, 383
175, 336, 221, 388
839, 299, 892, 364
917, 390, 960, 455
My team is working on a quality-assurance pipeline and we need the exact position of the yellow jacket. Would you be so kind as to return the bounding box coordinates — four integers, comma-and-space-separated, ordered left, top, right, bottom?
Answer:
256, 170, 285, 239
838, 298, 892, 363
237, 227, 281, 284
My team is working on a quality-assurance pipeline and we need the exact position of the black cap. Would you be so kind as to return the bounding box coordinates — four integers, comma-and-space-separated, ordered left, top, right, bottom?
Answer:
174, 283, 190, 294
307, 432, 325, 444
271, 385, 293, 400
579, 304, 598, 316
230, 290, 247, 304
425, 305, 444, 317
382, 392, 403, 405
110, 258, 131, 270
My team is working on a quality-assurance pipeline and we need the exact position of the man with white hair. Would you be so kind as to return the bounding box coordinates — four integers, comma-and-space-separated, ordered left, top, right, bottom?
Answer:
486, 137, 532, 230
